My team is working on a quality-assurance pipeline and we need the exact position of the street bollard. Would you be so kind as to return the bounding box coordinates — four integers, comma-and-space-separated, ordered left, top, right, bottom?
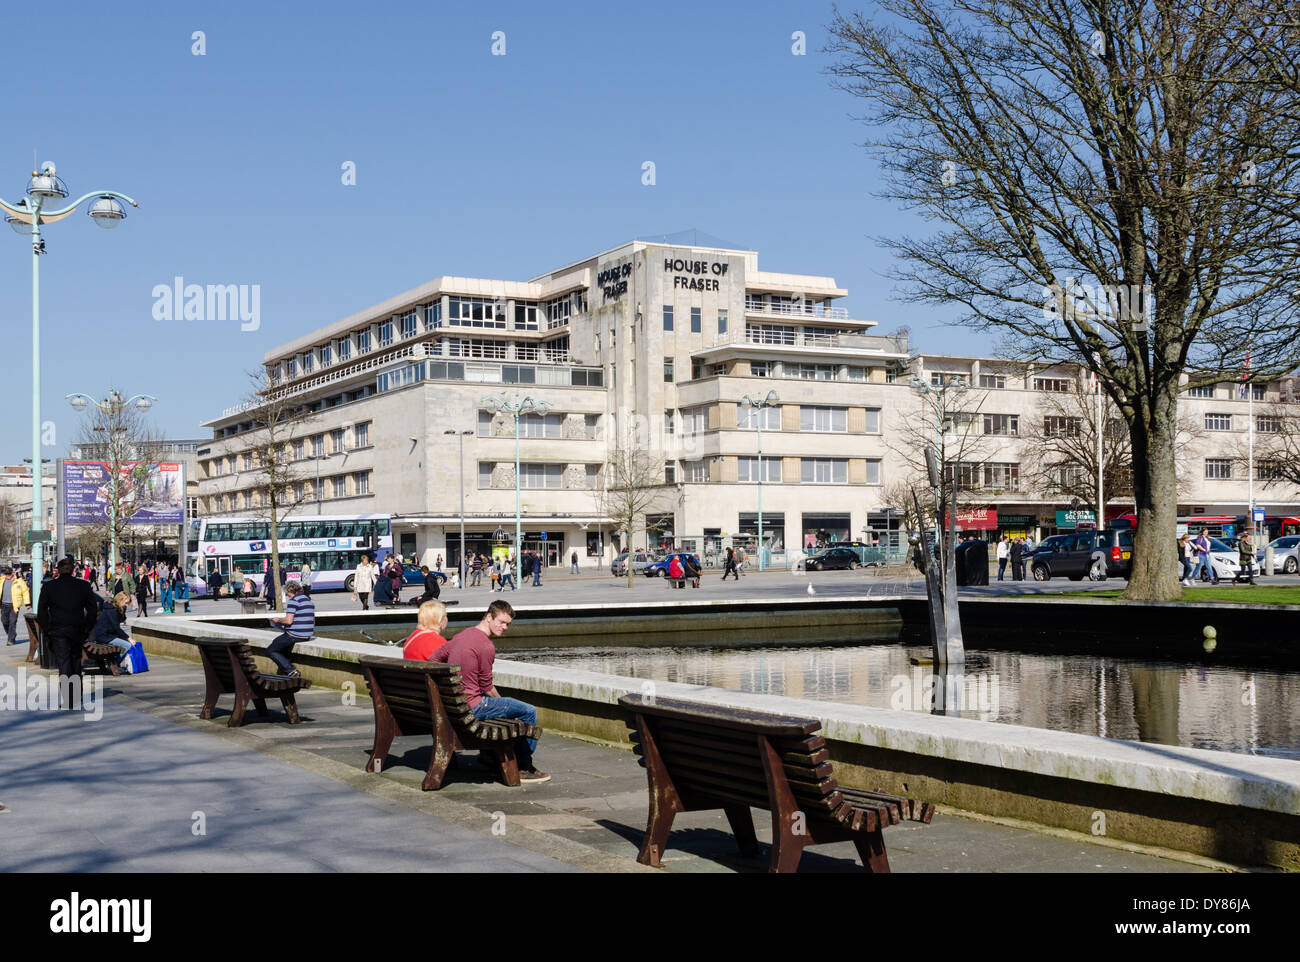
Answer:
1265, 545, 1274, 576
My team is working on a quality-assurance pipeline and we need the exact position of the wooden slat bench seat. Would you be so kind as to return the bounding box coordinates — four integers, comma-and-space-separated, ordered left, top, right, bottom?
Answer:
187, 637, 311, 727
23, 612, 122, 673
619, 694, 934, 873
360, 655, 541, 790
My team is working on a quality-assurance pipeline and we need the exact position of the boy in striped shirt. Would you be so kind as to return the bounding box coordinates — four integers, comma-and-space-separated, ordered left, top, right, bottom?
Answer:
267, 580, 314, 677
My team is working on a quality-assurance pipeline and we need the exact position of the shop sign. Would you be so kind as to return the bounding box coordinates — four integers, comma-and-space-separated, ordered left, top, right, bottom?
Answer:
1055, 509, 1097, 528
945, 508, 998, 529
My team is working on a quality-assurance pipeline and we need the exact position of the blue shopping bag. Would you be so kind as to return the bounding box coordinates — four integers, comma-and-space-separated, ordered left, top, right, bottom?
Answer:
124, 643, 149, 674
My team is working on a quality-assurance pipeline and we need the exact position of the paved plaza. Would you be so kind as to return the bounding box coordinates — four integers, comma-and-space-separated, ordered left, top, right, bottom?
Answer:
0, 630, 1225, 874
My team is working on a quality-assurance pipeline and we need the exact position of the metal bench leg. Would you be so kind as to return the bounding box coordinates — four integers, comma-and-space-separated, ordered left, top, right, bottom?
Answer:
853, 829, 892, 873
723, 803, 759, 858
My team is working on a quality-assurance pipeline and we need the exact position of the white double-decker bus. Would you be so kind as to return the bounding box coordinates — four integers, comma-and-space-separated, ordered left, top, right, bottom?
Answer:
185, 513, 394, 595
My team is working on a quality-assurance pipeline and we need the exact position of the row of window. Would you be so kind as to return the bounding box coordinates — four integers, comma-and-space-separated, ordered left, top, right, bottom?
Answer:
207, 472, 372, 513
674, 360, 879, 383
674, 458, 882, 485
930, 374, 1277, 401
1206, 414, 1282, 432
1205, 459, 1285, 480
1189, 384, 1267, 400
475, 411, 601, 439
477, 462, 601, 489
207, 424, 371, 477
663, 306, 729, 335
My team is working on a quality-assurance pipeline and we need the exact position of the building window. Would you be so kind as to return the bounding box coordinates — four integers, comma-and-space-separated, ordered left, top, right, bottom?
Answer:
337, 337, 352, 361
750, 361, 771, 377
354, 422, 370, 447
791, 363, 837, 381
930, 372, 967, 387
690, 307, 701, 333
1252, 384, 1266, 400
681, 407, 707, 434
311, 435, 324, 458
330, 429, 345, 453
1205, 458, 1233, 479
357, 329, 372, 353
300, 352, 314, 375
354, 471, 370, 495
685, 460, 711, 482
1188, 384, 1214, 398
478, 462, 493, 487
1205, 413, 1232, 431
1043, 416, 1081, 437
982, 414, 1018, 436
449, 296, 507, 328
584, 464, 600, 488
1256, 415, 1280, 433
1256, 460, 1283, 481
519, 463, 564, 489
801, 458, 848, 484
402, 311, 418, 339
846, 367, 867, 382
981, 463, 1020, 490
312, 478, 324, 502
864, 408, 881, 433
584, 414, 601, 439
292, 440, 304, 461
979, 373, 1006, 389
332, 476, 347, 499
664, 357, 674, 382
663, 306, 674, 331
738, 457, 781, 482
664, 411, 675, 435
738, 404, 781, 430
320, 343, 332, 367
521, 412, 564, 438
425, 302, 443, 331
286, 357, 298, 378
718, 309, 728, 335
514, 302, 539, 331
800, 407, 847, 433
1033, 377, 1072, 392
865, 459, 882, 485
543, 336, 570, 364
665, 462, 676, 484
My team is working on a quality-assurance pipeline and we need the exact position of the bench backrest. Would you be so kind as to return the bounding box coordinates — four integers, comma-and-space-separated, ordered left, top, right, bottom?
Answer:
23, 613, 40, 645
360, 656, 472, 736
619, 693, 846, 821
193, 638, 265, 691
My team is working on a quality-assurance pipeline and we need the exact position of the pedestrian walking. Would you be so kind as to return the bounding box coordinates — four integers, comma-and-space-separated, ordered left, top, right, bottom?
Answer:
1236, 531, 1257, 585
300, 562, 313, 597
996, 536, 1009, 581
1191, 528, 1218, 584
353, 554, 376, 610
0, 564, 31, 645
570, 550, 579, 575
160, 562, 174, 613
721, 547, 738, 581
470, 553, 484, 587
501, 556, 516, 591
435, 554, 443, 572
1178, 533, 1194, 586
531, 551, 543, 587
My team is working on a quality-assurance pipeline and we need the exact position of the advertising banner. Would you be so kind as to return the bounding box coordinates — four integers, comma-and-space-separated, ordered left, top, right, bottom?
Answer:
945, 508, 998, 530
1055, 509, 1097, 528
63, 461, 185, 525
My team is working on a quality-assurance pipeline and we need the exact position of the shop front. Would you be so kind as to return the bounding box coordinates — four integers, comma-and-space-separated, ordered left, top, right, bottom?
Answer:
801, 513, 850, 550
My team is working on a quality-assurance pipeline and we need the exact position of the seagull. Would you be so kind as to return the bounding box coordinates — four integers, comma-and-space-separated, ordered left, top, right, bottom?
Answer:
807, 582, 816, 595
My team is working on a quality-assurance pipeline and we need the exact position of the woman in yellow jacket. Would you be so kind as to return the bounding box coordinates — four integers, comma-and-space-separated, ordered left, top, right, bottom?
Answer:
1, 565, 32, 646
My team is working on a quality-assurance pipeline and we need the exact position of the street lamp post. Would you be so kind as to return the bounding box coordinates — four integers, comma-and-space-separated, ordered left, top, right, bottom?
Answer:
66, 392, 157, 576
480, 395, 551, 586
2, 163, 137, 607
740, 390, 780, 570
444, 429, 473, 586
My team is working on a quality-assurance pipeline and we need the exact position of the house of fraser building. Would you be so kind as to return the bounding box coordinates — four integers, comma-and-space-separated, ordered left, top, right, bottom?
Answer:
197, 240, 1300, 567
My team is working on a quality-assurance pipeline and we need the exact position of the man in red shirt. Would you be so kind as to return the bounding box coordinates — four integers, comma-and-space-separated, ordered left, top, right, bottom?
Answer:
402, 600, 448, 661
434, 599, 548, 783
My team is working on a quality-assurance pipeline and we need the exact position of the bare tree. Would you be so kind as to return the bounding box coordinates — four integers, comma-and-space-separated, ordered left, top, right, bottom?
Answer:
1244, 398, 1300, 492
67, 390, 163, 567
239, 370, 318, 611
828, 1, 1300, 600
595, 447, 672, 588
1021, 386, 1134, 520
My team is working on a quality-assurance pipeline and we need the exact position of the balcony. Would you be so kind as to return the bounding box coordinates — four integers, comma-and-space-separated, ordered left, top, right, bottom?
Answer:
744, 296, 850, 320
706, 328, 908, 355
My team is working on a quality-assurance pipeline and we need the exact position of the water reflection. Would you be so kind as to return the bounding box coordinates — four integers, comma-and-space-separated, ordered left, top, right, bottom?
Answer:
505, 644, 1300, 759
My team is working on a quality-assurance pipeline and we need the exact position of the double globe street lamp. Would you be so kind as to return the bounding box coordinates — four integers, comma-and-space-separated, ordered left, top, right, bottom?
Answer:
65, 391, 157, 574
0, 162, 138, 606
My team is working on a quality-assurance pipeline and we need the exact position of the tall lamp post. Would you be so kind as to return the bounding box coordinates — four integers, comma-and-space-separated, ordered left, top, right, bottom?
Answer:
66, 391, 157, 575
1, 163, 138, 607
444, 428, 473, 587
480, 394, 551, 586
740, 390, 779, 570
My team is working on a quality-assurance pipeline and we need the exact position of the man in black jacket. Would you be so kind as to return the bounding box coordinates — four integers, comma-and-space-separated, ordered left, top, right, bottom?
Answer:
37, 557, 100, 701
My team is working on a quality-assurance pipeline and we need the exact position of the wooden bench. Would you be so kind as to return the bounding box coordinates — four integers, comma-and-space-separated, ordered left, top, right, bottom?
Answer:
619, 693, 934, 873
360, 655, 541, 790
21, 612, 41, 664
23, 611, 128, 673
188, 637, 312, 727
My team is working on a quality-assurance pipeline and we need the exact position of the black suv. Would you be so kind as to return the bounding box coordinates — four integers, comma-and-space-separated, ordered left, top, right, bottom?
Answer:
1027, 528, 1135, 582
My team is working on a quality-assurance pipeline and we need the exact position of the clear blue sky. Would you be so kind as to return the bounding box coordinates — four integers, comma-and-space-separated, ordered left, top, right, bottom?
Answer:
2, 0, 971, 458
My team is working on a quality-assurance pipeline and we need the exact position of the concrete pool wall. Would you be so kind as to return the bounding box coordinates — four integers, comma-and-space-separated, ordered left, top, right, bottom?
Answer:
132, 605, 1300, 870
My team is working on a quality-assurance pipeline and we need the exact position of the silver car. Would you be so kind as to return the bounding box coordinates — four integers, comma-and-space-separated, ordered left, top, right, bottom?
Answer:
1257, 536, 1300, 574
611, 550, 654, 577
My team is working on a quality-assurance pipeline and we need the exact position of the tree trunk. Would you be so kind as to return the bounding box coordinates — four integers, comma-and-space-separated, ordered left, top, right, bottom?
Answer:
1123, 380, 1181, 601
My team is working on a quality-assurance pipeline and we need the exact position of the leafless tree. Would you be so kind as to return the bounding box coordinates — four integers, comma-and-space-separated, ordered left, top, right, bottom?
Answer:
828, 1, 1300, 600
594, 446, 672, 588
238, 370, 319, 610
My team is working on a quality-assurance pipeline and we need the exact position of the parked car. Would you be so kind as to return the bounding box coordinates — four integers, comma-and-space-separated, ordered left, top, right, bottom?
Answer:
804, 546, 862, 571
402, 563, 447, 587
1028, 528, 1136, 582
611, 551, 654, 577
1195, 537, 1242, 581
644, 552, 701, 578
1257, 536, 1300, 574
